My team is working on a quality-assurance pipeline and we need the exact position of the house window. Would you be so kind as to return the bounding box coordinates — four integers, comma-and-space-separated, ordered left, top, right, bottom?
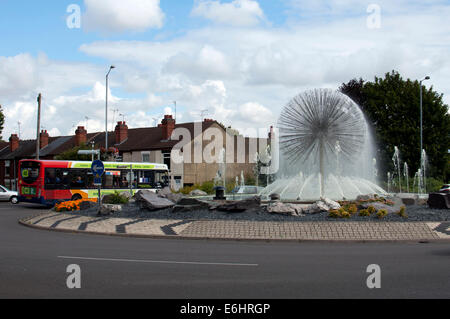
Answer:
5, 161, 10, 177
162, 151, 171, 170
142, 152, 150, 163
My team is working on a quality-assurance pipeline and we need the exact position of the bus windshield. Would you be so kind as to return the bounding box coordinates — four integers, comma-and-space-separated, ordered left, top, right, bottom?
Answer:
20, 161, 41, 184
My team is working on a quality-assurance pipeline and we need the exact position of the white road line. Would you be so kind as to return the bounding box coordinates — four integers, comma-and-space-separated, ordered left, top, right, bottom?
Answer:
58, 256, 259, 267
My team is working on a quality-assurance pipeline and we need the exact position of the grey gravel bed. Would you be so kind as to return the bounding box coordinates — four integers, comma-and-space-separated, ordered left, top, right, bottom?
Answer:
67, 204, 450, 222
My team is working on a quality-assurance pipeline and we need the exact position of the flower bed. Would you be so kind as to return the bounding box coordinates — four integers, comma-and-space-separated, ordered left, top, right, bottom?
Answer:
55, 198, 98, 212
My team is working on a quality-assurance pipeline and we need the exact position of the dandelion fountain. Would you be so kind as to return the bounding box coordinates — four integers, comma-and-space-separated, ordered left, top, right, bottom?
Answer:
260, 89, 387, 201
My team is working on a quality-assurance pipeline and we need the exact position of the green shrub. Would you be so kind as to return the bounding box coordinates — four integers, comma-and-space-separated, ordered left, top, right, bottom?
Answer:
199, 181, 215, 194
359, 209, 370, 217
329, 210, 341, 218
341, 211, 351, 219
105, 191, 129, 205
347, 204, 358, 215
397, 206, 408, 218
367, 206, 377, 215
376, 209, 388, 219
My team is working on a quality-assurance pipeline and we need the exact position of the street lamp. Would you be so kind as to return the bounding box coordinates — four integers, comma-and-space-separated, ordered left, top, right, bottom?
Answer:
106, 65, 115, 151
420, 76, 430, 154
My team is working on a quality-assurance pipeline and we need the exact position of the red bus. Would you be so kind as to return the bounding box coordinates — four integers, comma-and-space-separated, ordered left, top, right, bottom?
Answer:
18, 160, 169, 206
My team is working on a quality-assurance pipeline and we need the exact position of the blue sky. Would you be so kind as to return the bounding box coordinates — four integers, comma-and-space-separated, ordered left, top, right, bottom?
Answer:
1, 0, 449, 139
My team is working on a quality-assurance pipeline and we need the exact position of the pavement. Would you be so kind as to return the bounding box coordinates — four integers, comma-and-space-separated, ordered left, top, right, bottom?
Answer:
20, 210, 450, 242
2, 203, 450, 298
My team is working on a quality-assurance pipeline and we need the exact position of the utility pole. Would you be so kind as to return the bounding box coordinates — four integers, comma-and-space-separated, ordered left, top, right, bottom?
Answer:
112, 108, 119, 130
420, 76, 430, 155
174, 101, 177, 122
36, 94, 42, 160
105, 65, 115, 151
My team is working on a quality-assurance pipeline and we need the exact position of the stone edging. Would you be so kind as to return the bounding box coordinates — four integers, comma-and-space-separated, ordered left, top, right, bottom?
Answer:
18, 211, 450, 243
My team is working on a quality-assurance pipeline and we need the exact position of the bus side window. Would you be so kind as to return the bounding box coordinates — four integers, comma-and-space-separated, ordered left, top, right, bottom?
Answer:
102, 172, 114, 189
45, 168, 57, 190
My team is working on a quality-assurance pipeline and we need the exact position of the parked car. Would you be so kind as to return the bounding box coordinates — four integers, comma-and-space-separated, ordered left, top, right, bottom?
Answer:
439, 184, 450, 193
231, 185, 264, 195
0, 185, 18, 204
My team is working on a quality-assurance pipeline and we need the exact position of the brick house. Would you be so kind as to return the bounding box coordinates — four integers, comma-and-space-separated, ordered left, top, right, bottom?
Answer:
0, 116, 270, 191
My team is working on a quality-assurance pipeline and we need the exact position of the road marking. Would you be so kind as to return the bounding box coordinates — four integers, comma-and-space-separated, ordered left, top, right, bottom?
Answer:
58, 256, 259, 267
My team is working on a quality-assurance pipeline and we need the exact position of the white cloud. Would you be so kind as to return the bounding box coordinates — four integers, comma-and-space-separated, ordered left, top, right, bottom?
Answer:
2, 0, 450, 141
83, 0, 165, 33
191, 0, 266, 27
0, 54, 37, 98
237, 102, 273, 125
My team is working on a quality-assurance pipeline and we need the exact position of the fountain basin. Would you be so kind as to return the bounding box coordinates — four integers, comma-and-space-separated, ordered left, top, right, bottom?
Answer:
260, 174, 387, 201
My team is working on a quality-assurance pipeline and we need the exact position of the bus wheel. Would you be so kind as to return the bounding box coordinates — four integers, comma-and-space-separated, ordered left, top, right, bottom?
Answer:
71, 194, 82, 201
10, 196, 18, 205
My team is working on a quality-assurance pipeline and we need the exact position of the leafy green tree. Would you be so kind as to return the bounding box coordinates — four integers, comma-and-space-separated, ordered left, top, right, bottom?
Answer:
55, 144, 107, 161
340, 71, 450, 181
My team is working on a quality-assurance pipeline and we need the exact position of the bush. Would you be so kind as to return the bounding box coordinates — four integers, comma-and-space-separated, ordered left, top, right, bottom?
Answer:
329, 210, 341, 218
105, 191, 129, 205
341, 211, 351, 219
359, 209, 370, 217
376, 209, 388, 219
177, 184, 200, 195
199, 181, 215, 194
347, 204, 358, 215
397, 206, 408, 218
367, 206, 377, 215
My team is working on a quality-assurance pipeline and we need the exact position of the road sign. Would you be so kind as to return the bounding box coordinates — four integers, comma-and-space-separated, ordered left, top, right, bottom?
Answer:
126, 171, 135, 183
91, 160, 105, 178
94, 177, 102, 186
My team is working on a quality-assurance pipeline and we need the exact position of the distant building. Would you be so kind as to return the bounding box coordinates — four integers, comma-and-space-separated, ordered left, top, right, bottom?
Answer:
0, 116, 270, 190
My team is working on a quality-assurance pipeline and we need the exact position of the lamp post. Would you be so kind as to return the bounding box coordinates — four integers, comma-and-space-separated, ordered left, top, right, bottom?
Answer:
420, 76, 430, 154
105, 65, 115, 151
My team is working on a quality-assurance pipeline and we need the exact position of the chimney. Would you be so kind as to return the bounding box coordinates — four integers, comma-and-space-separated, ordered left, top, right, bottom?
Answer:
161, 115, 176, 140
115, 121, 128, 144
39, 130, 49, 149
75, 126, 87, 146
9, 134, 19, 152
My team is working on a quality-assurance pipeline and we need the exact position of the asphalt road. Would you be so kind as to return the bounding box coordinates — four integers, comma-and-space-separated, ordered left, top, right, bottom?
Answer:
0, 202, 449, 299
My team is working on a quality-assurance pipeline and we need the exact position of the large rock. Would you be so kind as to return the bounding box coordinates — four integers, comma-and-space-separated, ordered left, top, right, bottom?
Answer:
165, 192, 184, 204
80, 200, 97, 211
215, 196, 261, 213
157, 187, 172, 197
321, 198, 341, 210
189, 189, 208, 197
303, 203, 326, 214
428, 193, 450, 209
98, 204, 122, 216
119, 191, 133, 201
172, 198, 210, 213
101, 194, 116, 204
266, 202, 305, 216
401, 198, 416, 206
156, 187, 185, 204
134, 190, 175, 211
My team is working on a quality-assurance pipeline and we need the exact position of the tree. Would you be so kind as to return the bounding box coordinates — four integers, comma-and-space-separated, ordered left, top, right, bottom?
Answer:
55, 144, 107, 161
340, 71, 450, 181
339, 78, 366, 107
